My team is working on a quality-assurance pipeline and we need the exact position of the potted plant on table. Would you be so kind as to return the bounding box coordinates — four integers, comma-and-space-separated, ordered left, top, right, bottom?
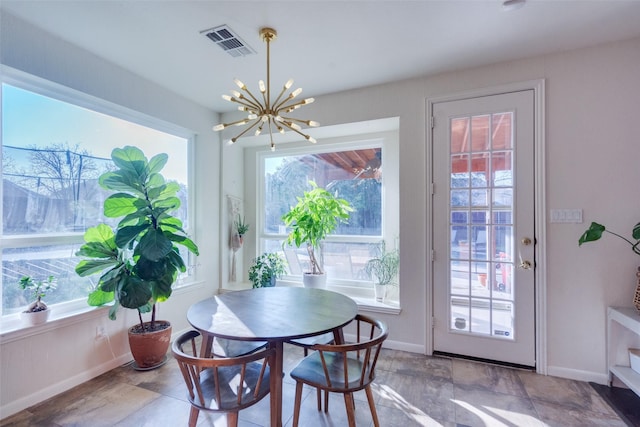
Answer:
282, 181, 352, 288
579, 221, 640, 311
248, 252, 287, 288
364, 241, 399, 302
18, 275, 57, 326
75, 146, 199, 369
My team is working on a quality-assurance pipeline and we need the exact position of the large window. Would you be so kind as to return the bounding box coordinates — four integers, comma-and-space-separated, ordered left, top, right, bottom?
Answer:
1, 75, 193, 317
257, 134, 399, 296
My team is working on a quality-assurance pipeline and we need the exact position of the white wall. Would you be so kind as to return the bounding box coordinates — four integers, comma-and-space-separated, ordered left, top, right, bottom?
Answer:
0, 12, 220, 417
221, 36, 640, 382
2, 7, 640, 418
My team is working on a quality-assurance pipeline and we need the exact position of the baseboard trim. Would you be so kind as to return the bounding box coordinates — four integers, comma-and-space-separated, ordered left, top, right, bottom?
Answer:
1, 353, 132, 419
547, 365, 609, 385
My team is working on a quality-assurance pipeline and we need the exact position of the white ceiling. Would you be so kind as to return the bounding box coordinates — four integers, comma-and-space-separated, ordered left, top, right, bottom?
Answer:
3, 0, 640, 113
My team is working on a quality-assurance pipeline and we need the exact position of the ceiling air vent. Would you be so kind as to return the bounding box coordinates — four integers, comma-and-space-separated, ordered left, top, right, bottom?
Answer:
201, 25, 255, 57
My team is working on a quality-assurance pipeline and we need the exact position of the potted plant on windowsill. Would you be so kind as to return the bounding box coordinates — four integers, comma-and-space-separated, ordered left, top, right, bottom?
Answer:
248, 252, 287, 288
18, 275, 57, 326
364, 241, 399, 302
282, 181, 352, 288
579, 221, 640, 311
75, 146, 199, 369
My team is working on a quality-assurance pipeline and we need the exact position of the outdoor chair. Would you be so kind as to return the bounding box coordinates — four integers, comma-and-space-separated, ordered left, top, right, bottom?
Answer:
172, 330, 274, 427
289, 314, 388, 427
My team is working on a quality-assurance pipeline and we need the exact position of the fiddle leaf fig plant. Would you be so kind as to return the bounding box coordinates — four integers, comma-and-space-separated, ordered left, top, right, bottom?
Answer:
282, 181, 352, 275
578, 221, 640, 255
75, 146, 199, 330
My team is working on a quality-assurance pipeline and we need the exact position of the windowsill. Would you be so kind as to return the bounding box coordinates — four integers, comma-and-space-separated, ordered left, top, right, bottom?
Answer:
0, 303, 111, 344
221, 281, 402, 315
0, 280, 207, 344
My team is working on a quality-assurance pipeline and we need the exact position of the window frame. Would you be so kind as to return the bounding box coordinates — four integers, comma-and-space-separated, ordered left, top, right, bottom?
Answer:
255, 131, 400, 299
0, 67, 197, 320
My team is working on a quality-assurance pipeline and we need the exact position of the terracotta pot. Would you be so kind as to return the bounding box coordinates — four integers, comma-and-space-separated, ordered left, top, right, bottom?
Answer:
128, 320, 171, 369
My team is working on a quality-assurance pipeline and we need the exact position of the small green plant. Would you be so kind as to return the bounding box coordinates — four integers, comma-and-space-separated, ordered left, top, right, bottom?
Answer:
579, 221, 640, 255
19, 275, 57, 313
235, 215, 250, 236
282, 181, 352, 274
248, 252, 287, 288
364, 241, 400, 286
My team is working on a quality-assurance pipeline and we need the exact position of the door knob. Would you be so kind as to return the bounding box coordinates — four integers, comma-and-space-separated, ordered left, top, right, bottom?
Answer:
521, 237, 532, 246
520, 260, 532, 270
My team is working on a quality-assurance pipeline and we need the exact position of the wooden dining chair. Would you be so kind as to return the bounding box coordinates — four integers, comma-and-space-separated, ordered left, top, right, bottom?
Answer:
172, 330, 275, 427
289, 314, 389, 427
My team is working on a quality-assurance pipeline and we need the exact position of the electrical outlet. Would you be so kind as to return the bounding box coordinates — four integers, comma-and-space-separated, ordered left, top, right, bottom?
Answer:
96, 326, 107, 339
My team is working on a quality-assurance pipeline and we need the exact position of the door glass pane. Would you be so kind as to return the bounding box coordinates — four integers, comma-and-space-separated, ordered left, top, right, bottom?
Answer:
448, 111, 515, 340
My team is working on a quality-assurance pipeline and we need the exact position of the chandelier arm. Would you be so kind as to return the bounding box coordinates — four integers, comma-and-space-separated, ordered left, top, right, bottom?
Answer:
239, 86, 264, 110
278, 99, 309, 111
214, 118, 252, 130
273, 94, 297, 112
271, 86, 290, 110
279, 121, 314, 140
278, 116, 314, 126
229, 97, 261, 112
267, 119, 276, 150
229, 119, 262, 142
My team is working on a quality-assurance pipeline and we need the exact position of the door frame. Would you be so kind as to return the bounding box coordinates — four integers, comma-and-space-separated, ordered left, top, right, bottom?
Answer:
425, 79, 547, 375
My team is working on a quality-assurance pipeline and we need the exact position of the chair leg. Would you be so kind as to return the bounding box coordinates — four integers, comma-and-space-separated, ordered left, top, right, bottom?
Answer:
316, 387, 322, 411
227, 411, 238, 427
292, 381, 304, 427
324, 390, 329, 413
343, 392, 356, 427
365, 385, 380, 427
188, 406, 200, 427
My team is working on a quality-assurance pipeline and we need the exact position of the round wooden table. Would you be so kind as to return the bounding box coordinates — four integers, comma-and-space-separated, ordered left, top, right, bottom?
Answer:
187, 287, 358, 427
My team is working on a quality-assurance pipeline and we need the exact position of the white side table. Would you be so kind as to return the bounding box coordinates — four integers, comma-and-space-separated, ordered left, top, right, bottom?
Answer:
607, 306, 640, 396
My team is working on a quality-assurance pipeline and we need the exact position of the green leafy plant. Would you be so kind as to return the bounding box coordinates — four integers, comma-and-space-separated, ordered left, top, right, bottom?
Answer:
19, 275, 57, 313
364, 241, 400, 286
578, 221, 640, 255
235, 215, 250, 236
248, 252, 287, 288
75, 146, 199, 331
282, 181, 353, 275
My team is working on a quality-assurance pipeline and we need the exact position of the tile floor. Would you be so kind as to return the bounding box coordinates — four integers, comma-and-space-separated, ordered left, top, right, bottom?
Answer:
0, 344, 631, 427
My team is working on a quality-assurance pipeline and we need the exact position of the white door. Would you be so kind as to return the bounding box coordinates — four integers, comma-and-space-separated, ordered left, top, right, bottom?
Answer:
432, 90, 535, 367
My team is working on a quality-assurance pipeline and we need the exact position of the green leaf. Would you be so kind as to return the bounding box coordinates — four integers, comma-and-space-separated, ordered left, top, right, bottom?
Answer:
633, 222, 640, 240
138, 228, 173, 261
148, 153, 168, 175
111, 146, 148, 180
104, 193, 140, 217
167, 233, 199, 255
117, 275, 152, 309
115, 224, 151, 248
99, 170, 145, 195
578, 222, 605, 246
135, 257, 168, 281
88, 288, 114, 306
82, 224, 116, 245
108, 302, 120, 320
75, 259, 119, 277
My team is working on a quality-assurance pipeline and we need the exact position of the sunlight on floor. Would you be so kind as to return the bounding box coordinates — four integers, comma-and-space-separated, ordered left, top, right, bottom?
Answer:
453, 399, 547, 426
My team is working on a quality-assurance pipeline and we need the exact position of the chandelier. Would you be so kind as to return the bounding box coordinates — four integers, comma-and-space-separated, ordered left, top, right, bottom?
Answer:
213, 27, 319, 151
